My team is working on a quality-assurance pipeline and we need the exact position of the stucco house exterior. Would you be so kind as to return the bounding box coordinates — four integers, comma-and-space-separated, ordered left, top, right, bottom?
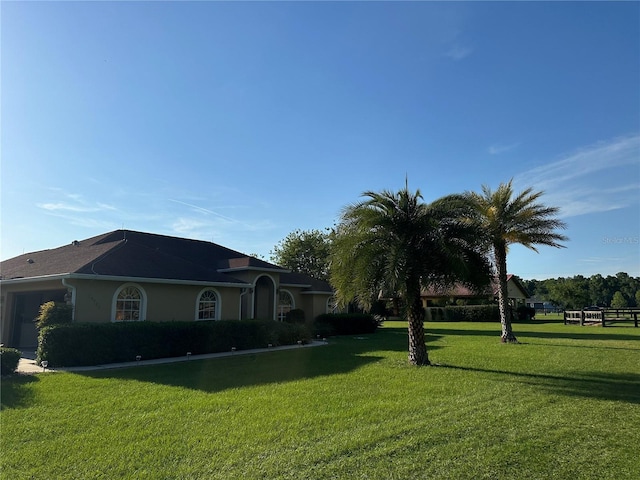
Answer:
421, 274, 530, 307
0, 230, 334, 349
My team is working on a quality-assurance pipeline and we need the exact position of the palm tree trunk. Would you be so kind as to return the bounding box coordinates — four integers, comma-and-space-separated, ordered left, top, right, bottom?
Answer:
495, 243, 518, 343
406, 280, 430, 365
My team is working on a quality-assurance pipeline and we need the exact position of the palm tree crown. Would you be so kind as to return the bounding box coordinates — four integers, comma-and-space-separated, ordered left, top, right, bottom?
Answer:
331, 187, 491, 365
466, 179, 568, 342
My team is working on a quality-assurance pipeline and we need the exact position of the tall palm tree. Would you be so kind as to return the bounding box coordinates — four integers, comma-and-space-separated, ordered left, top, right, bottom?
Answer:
465, 180, 567, 343
330, 187, 491, 366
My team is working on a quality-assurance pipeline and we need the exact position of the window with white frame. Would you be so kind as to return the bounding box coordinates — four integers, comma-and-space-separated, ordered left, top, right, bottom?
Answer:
114, 285, 145, 321
327, 296, 339, 314
197, 289, 219, 320
277, 290, 294, 322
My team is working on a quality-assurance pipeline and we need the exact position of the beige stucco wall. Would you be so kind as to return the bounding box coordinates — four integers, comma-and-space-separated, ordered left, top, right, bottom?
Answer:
1, 274, 331, 345
68, 279, 243, 322
506, 281, 526, 300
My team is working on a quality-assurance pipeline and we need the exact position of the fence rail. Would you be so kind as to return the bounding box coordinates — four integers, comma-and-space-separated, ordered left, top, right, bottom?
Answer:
564, 308, 639, 327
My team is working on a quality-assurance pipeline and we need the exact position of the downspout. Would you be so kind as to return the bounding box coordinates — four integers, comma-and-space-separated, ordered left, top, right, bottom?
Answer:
239, 287, 250, 320
61, 278, 76, 322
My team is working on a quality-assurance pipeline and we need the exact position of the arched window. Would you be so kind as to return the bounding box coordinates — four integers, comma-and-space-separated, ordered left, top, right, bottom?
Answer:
113, 284, 146, 322
327, 296, 339, 314
277, 290, 294, 322
197, 289, 219, 320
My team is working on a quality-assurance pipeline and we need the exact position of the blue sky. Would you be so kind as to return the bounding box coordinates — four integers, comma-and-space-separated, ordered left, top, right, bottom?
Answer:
2, 1, 639, 280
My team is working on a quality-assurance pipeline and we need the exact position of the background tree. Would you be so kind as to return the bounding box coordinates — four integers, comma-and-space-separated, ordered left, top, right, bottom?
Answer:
330, 187, 491, 366
270, 229, 332, 281
466, 180, 567, 343
588, 274, 611, 307
610, 291, 628, 309
520, 273, 639, 309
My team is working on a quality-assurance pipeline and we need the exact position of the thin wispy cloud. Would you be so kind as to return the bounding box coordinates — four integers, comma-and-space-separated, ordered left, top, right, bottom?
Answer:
37, 189, 117, 214
168, 199, 247, 225
514, 134, 640, 218
444, 44, 473, 60
39, 202, 117, 213
488, 143, 519, 155
167, 198, 276, 237
516, 134, 639, 188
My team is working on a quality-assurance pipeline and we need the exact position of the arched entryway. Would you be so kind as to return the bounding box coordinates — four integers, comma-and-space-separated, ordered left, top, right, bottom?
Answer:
253, 275, 276, 320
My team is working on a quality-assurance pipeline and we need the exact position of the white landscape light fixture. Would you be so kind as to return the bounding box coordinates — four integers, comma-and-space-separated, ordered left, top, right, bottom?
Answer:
136, 355, 141, 365
41, 360, 49, 372
186, 352, 192, 359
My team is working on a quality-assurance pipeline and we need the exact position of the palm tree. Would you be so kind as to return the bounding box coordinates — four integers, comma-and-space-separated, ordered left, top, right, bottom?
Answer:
330, 187, 491, 366
465, 180, 567, 343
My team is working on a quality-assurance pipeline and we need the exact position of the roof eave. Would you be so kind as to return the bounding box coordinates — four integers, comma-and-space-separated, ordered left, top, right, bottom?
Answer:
1, 273, 251, 288
218, 266, 290, 274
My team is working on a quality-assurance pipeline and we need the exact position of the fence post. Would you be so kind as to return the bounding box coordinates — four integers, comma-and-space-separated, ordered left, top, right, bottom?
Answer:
580, 310, 585, 326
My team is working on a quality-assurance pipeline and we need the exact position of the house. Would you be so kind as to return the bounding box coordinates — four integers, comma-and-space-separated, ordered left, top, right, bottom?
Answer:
421, 274, 530, 308
0, 230, 334, 349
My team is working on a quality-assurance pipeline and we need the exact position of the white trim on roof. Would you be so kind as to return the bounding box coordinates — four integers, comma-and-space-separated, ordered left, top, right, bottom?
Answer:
0, 273, 251, 288
217, 266, 290, 274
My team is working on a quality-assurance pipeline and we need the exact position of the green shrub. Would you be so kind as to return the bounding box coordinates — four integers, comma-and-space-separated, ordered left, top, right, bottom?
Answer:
37, 320, 311, 367
426, 305, 500, 322
284, 308, 306, 324
313, 313, 381, 337
516, 305, 536, 321
1, 347, 22, 376
35, 301, 73, 329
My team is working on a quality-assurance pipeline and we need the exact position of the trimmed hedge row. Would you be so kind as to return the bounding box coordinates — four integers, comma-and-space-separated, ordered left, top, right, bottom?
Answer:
1, 347, 22, 376
426, 305, 500, 323
37, 320, 310, 367
313, 313, 381, 337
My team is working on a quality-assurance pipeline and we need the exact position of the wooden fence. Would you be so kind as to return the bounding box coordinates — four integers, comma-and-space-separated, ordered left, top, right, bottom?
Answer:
564, 308, 639, 327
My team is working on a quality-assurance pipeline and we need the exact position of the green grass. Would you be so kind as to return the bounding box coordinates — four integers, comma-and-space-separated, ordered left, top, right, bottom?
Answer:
2, 321, 639, 479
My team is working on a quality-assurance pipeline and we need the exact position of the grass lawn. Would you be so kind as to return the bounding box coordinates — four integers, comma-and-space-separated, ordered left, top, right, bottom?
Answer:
2, 320, 639, 479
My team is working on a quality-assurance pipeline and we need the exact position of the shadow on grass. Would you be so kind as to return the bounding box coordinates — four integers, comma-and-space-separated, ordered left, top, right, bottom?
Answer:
428, 325, 640, 342
521, 341, 639, 352
515, 329, 640, 342
74, 327, 430, 394
1, 374, 39, 410
440, 364, 640, 404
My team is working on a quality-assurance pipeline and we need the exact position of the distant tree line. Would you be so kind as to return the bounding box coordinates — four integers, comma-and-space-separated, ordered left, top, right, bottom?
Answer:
523, 272, 640, 309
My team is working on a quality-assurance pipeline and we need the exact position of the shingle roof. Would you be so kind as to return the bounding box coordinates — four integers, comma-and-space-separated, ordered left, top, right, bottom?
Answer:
0, 230, 329, 291
280, 271, 333, 293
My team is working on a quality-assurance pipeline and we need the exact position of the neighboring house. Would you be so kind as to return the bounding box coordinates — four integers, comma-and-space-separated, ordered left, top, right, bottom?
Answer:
421, 274, 530, 308
526, 297, 557, 312
0, 230, 334, 349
